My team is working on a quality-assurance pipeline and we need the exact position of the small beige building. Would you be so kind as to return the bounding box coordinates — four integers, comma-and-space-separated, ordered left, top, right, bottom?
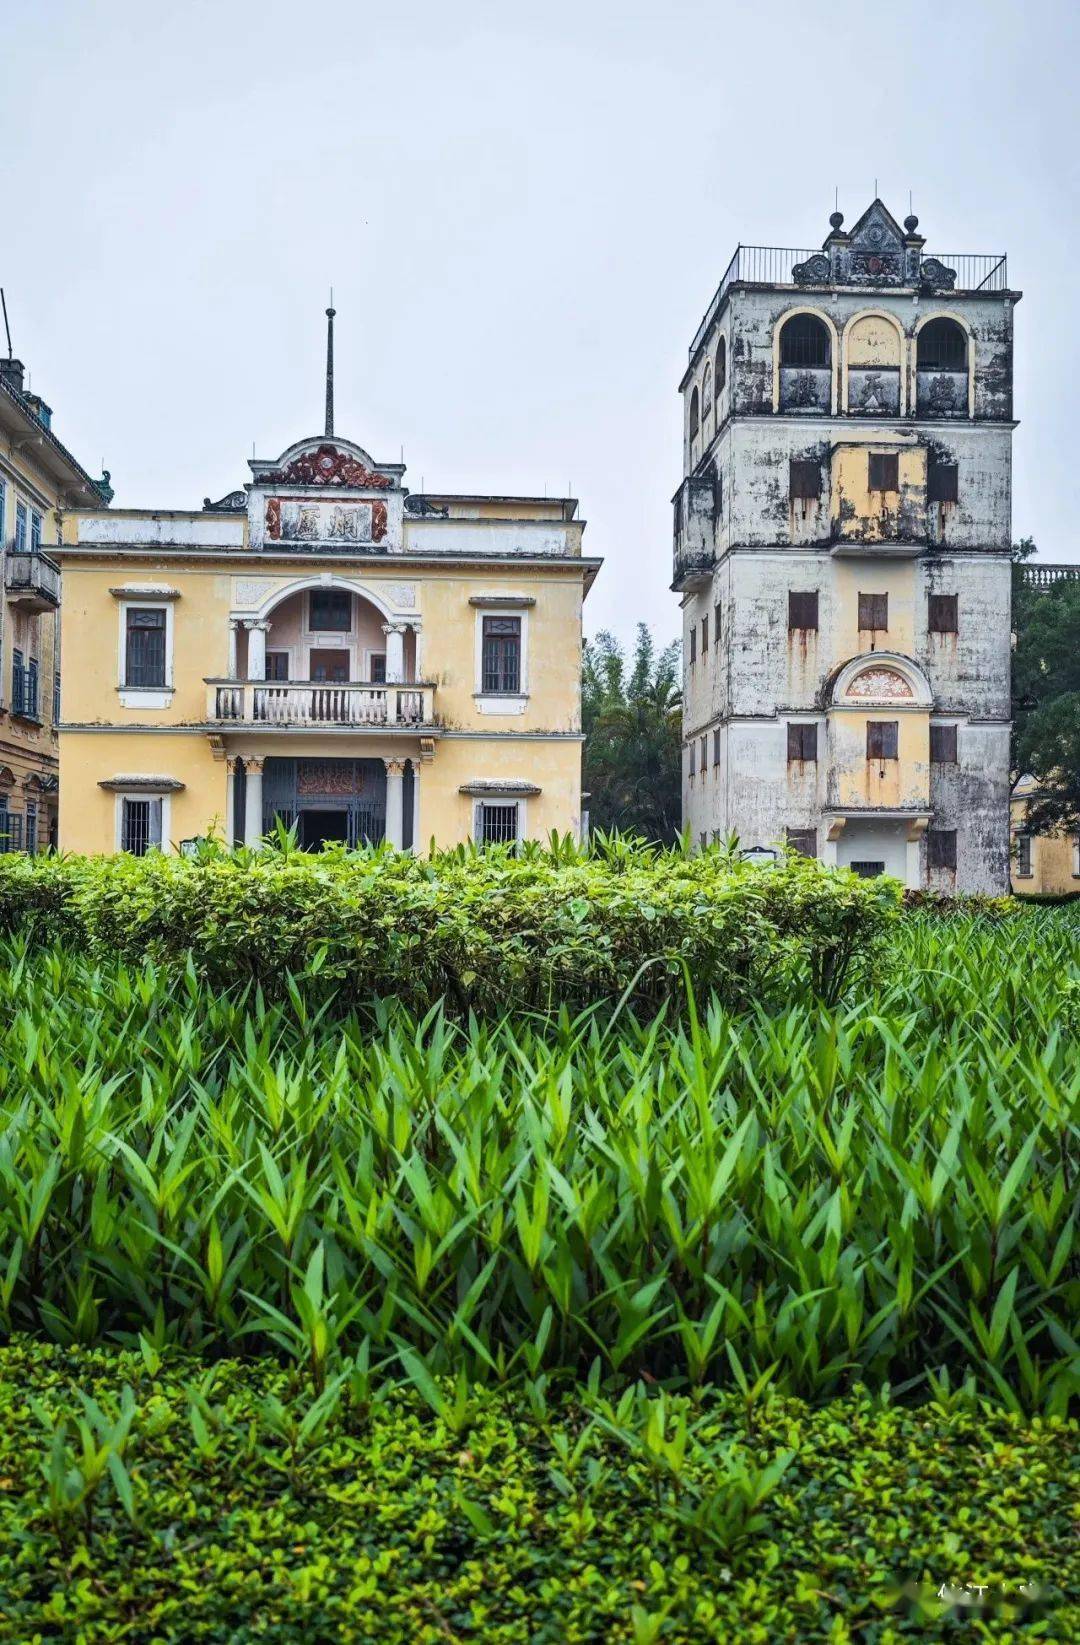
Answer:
1010, 774, 1080, 896
56, 314, 599, 854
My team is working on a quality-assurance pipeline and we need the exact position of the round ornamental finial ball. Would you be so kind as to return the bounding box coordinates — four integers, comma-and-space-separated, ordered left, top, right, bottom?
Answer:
829, 210, 844, 230
904, 214, 919, 233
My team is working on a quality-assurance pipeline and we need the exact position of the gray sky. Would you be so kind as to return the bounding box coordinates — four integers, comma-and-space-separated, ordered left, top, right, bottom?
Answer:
4, 0, 1076, 646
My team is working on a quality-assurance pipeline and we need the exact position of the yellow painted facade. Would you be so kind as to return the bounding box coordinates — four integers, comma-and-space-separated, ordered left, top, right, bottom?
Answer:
0, 361, 106, 852
56, 423, 598, 855
1010, 779, 1080, 896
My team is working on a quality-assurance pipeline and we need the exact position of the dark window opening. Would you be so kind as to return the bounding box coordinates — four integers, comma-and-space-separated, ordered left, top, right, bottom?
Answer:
714, 601, 721, 645
787, 723, 818, 762
688, 742, 696, 779
786, 827, 817, 859
125, 608, 167, 687
928, 828, 957, 871
715, 335, 727, 392
369, 653, 387, 684
309, 590, 351, 632
712, 728, 721, 764
689, 626, 697, 666
867, 720, 898, 760
789, 459, 821, 502
701, 614, 709, 653
702, 365, 713, 416
264, 651, 290, 681
700, 734, 708, 771
780, 314, 830, 368
0, 809, 23, 853
851, 860, 885, 879
788, 590, 819, 631
482, 615, 521, 693
930, 724, 958, 763
918, 318, 967, 372
868, 452, 899, 492
928, 460, 959, 503
1016, 833, 1032, 877
928, 593, 958, 634
858, 592, 888, 632
121, 797, 162, 857
689, 387, 700, 441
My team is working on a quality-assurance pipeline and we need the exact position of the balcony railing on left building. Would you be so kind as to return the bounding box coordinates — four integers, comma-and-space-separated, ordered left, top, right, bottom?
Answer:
205, 679, 438, 728
5, 548, 61, 611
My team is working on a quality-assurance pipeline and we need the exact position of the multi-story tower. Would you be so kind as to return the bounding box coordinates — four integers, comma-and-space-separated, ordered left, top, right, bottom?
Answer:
673, 199, 1017, 890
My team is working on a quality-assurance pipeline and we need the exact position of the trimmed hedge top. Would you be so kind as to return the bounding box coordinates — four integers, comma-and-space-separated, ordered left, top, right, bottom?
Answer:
0, 836, 900, 1012
0, 1340, 1076, 1644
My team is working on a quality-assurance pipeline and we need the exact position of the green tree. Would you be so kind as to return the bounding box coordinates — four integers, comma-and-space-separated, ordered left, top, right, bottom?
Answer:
582, 625, 682, 843
1012, 539, 1080, 832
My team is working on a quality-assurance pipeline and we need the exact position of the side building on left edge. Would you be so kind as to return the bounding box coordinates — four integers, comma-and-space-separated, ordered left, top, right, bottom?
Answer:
55, 313, 599, 855
0, 352, 110, 853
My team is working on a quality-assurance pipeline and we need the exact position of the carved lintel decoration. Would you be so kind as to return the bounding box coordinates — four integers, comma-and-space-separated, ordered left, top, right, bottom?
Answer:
262, 444, 391, 489
847, 667, 914, 700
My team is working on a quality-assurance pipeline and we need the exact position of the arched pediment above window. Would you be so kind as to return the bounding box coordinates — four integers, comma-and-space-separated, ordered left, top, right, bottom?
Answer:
830, 652, 933, 708
251, 436, 404, 491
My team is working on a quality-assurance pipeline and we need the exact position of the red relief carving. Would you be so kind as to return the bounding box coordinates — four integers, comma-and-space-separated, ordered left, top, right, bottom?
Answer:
265, 497, 281, 539
264, 444, 391, 489
371, 501, 388, 542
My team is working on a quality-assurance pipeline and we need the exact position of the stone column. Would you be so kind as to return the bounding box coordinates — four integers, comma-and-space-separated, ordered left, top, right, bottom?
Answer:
410, 758, 421, 853
246, 620, 269, 681
228, 619, 241, 679
243, 756, 265, 848
384, 758, 405, 848
225, 755, 240, 847
382, 623, 406, 684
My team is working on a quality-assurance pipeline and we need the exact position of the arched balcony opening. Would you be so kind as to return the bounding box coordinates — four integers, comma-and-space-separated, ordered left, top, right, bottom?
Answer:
916, 317, 970, 418
778, 313, 832, 413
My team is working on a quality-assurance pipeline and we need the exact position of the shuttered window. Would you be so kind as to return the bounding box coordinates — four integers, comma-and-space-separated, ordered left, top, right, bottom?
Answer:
928, 594, 958, 634
928, 828, 957, 871
786, 828, 817, 858
868, 452, 899, 492
787, 723, 818, 762
928, 460, 959, 503
788, 591, 819, 631
866, 721, 898, 760
789, 459, 821, 501
481, 616, 521, 693
125, 608, 167, 687
858, 592, 888, 632
930, 724, 958, 763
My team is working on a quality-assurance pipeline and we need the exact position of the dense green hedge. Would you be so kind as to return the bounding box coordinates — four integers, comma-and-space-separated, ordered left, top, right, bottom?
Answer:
0, 914, 1077, 1406
0, 837, 899, 1013
0, 1340, 1075, 1643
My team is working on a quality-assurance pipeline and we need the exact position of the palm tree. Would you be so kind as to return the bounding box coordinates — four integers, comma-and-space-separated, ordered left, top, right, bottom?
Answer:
582, 625, 682, 843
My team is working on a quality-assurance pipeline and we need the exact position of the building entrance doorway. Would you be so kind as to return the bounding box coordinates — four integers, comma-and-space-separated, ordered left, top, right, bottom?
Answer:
299, 808, 350, 850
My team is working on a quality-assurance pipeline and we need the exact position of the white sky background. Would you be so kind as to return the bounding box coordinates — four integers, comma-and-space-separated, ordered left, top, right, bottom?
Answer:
3, 0, 1077, 648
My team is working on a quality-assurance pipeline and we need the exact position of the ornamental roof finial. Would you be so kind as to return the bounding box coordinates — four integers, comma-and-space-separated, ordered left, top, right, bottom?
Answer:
324, 291, 336, 438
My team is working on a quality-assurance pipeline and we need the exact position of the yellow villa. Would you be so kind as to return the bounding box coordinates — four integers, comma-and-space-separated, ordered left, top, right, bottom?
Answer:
1, 351, 109, 853
1010, 773, 1080, 896
56, 311, 600, 854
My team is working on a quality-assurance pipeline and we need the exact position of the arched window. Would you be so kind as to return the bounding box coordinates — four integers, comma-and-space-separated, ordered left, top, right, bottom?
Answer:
689, 386, 700, 442
780, 314, 830, 368
917, 318, 967, 372
715, 335, 727, 393
702, 363, 713, 417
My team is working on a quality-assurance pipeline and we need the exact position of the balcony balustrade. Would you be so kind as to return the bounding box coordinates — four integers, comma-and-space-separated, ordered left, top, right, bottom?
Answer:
205, 679, 437, 728
5, 549, 61, 610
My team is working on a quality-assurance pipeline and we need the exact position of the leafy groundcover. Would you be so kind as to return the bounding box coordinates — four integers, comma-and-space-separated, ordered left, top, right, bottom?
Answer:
0, 1341, 1076, 1644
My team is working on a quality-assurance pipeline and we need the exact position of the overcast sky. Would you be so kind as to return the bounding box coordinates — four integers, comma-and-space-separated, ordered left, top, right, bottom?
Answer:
4, 0, 1076, 646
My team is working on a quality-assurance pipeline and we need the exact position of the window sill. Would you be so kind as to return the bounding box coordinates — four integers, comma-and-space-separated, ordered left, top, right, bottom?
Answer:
474, 693, 528, 716
10, 709, 43, 726
118, 687, 174, 709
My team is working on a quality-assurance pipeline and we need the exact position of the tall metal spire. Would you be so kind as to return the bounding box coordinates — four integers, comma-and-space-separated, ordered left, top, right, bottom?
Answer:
324, 293, 336, 437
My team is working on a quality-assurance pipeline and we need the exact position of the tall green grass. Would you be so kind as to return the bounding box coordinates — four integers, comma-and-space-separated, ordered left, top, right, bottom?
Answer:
0, 912, 1076, 1410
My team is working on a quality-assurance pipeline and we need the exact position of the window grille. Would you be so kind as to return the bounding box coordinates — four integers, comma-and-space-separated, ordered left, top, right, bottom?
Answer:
918, 319, 967, 372
1016, 833, 1032, 877
25, 806, 37, 855
850, 861, 885, 879
481, 616, 521, 693
309, 590, 351, 631
928, 829, 957, 871
930, 724, 958, 763
53, 670, 61, 725
866, 721, 898, 760
125, 608, 167, 687
689, 388, 700, 440
0, 810, 22, 853
14, 502, 27, 553
11, 651, 25, 716
858, 592, 888, 632
715, 336, 727, 392
121, 797, 162, 856
689, 627, 696, 666
701, 613, 708, 653
788, 591, 818, 631
688, 742, 695, 779
30, 511, 42, 552
26, 659, 38, 719
780, 314, 830, 367
712, 728, 721, 765
787, 723, 817, 762
477, 803, 518, 845
928, 594, 958, 634
786, 827, 817, 858
714, 602, 721, 645
868, 453, 899, 492
700, 734, 708, 771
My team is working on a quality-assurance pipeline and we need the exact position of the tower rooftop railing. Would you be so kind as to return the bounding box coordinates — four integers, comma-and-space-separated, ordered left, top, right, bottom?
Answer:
689, 246, 1009, 357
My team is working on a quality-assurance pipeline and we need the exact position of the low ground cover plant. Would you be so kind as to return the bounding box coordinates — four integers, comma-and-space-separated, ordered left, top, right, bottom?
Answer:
0, 1338, 1075, 1644
0, 911, 1075, 1408
0, 834, 898, 1013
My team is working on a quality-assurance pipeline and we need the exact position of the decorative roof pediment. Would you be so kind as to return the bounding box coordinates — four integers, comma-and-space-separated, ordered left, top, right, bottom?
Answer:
251, 437, 404, 492
846, 199, 907, 256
